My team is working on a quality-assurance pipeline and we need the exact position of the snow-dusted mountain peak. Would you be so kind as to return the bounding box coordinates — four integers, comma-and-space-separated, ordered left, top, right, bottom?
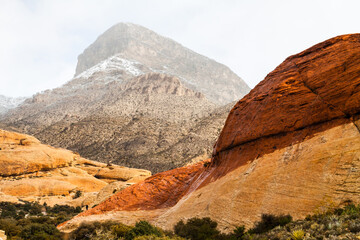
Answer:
75, 22, 250, 104
75, 55, 143, 80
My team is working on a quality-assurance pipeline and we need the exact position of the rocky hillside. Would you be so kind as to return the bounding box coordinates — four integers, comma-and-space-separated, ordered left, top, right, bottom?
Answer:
59, 34, 360, 233
0, 129, 150, 207
0, 23, 247, 173
0, 95, 26, 115
1, 73, 232, 173
75, 22, 250, 104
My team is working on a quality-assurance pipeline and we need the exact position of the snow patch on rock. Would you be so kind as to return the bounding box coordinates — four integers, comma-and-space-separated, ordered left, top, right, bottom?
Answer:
75, 55, 143, 80
0, 95, 27, 114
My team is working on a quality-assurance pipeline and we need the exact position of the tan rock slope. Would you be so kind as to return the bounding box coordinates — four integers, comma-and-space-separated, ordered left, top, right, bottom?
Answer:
0, 129, 151, 207
60, 34, 360, 232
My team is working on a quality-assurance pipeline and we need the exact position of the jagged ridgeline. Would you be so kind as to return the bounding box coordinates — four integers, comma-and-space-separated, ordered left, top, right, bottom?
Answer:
0, 23, 250, 173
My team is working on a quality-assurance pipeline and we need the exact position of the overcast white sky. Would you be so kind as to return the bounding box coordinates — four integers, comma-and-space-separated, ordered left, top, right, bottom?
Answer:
1, 0, 360, 97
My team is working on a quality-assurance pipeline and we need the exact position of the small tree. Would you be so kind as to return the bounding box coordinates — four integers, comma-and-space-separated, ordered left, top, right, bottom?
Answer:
249, 214, 292, 234
125, 221, 163, 240
174, 217, 219, 240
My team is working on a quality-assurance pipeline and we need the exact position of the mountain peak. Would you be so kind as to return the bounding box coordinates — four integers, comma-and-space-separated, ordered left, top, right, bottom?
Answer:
75, 22, 250, 104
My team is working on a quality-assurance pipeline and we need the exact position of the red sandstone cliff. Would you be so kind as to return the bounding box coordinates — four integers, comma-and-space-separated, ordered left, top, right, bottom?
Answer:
60, 34, 360, 232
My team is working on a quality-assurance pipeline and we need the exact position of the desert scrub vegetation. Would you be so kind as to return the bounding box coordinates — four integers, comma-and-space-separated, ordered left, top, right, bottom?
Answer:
0, 201, 82, 239
2, 201, 360, 239
245, 203, 360, 240
69, 220, 185, 240
69, 203, 360, 240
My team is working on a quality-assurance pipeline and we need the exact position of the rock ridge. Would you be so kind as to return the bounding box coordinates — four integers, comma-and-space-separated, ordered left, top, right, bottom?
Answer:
213, 34, 360, 163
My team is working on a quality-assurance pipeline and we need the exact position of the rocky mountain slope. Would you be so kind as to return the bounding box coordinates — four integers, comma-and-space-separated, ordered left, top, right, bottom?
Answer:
1, 23, 246, 173
75, 22, 250, 104
1, 73, 232, 173
0, 95, 26, 115
0, 129, 150, 207
60, 34, 360, 233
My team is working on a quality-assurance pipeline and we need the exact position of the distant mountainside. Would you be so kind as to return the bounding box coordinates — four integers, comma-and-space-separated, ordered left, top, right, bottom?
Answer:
0, 95, 26, 115
75, 23, 250, 105
0, 23, 247, 173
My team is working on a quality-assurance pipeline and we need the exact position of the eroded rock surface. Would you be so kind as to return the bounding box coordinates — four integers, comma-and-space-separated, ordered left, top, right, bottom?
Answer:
60, 34, 360, 232
0, 129, 151, 207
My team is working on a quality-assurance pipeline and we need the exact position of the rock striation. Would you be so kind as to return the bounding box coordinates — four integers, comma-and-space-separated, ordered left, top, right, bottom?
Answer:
0, 129, 151, 207
60, 34, 360, 232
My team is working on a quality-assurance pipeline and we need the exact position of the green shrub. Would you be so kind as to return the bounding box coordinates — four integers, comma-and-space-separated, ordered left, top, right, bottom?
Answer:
111, 223, 133, 237
0, 203, 17, 218
28, 203, 43, 215
70, 221, 103, 240
0, 218, 22, 237
232, 225, 246, 239
342, 204, 360, 217
70, 221, 124, 240
349, 221, 360, 233
74, 190, 82, 199
174, 217, 220, 240
47, 204, 82, 215
20, 223, 63, 240
125, 221, 163, 240
290, 229, 305, 240
249, 214, 292, 234
134, 235, 185, 240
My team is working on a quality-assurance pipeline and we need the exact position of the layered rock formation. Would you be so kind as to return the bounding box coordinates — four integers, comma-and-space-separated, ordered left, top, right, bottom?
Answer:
1, 23, 247, 173
0, 129, 151, 207
60, 34, 360, 232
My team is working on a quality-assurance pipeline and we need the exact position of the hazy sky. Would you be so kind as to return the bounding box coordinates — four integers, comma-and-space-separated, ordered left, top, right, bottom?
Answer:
1, 0, 360, 97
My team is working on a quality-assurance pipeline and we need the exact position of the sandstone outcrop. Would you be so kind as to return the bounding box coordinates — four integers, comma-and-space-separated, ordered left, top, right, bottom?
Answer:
60, 34, 360, 232
0, 129, 151, 206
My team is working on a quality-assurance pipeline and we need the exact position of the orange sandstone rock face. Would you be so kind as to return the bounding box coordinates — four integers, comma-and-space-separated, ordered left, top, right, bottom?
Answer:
0, 129, 151, 206
211, 34, 360, 179
60, 34, 360, 232
80, 160, 208, 215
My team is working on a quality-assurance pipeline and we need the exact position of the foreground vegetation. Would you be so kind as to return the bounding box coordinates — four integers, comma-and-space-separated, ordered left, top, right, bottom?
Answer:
0, 201, 81, 239
67, 203, 360, 240
1, 202, 360, 239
